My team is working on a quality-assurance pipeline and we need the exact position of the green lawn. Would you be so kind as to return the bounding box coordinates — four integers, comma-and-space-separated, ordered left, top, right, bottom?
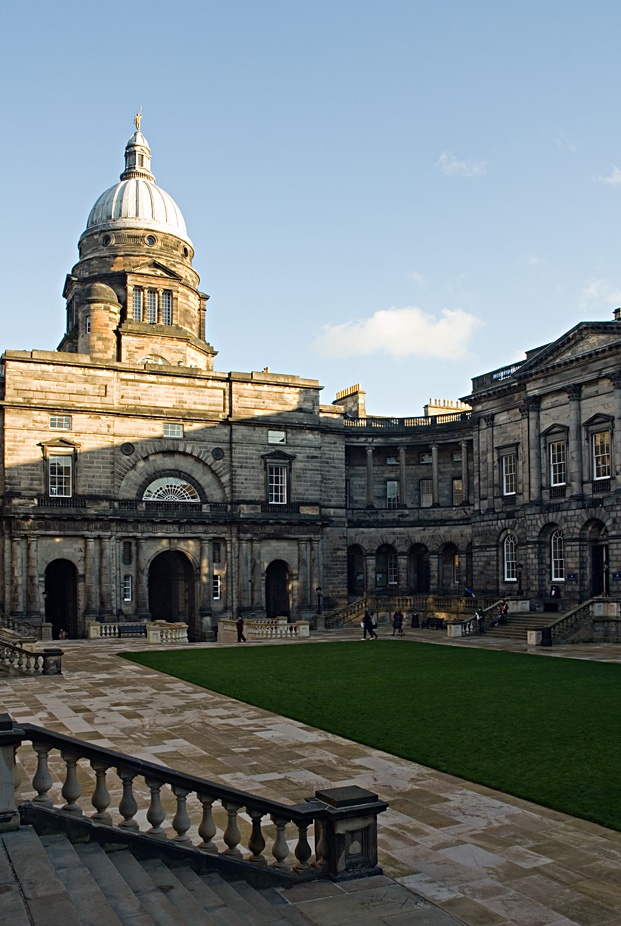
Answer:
122, 641, 621, 830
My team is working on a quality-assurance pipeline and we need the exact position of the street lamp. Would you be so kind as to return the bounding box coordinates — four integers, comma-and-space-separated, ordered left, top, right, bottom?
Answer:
316, 586, 322, 614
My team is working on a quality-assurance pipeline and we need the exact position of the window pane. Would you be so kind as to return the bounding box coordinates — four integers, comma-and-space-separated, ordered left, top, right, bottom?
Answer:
147, 290, 158, 324
593, 431, 611, 479
162, 290, 172, 325
386, 480, 398, 509
268, 464, 287, 504
504, 534, 517, 581
452, 478, 463, 506
132, 287, 143, 321
502, 453, 516, 495
420, 479, 433, 508
49, 455, 72, 497
50, 415, 72, 430
388, 553, 398, 585
551, 530, 565, 581
549, 440, 566, 485
163, 423, 183, 438
122, 575, 133, 602
212, 574, 221, 600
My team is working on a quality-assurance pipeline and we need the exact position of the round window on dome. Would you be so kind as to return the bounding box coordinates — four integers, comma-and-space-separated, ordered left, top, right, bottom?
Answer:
145, 235, 157, 246
182, 246, 189, 257
103, 235, 112, 246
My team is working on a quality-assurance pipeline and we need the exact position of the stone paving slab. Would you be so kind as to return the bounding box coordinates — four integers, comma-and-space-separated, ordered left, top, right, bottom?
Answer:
3, 628, 621, 925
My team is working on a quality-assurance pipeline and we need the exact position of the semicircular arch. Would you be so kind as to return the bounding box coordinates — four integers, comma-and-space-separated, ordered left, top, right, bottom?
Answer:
119, 450, 226, 502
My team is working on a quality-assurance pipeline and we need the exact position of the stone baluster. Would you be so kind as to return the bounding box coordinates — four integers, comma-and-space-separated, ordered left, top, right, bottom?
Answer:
90, 760, 112, 824
145, 778, 167, 838
293, 821, 312, 872
172, 785, 193, 844
21, 753, 37, 792
60, 752, 82, 814
197, 794, 218, 853
270, 814, 291, 869
222, 801, 243, 857
247, 809, 267, 865
117, 768, 139, 829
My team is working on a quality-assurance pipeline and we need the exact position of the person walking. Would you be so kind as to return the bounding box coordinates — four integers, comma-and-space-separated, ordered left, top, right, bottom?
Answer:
392, 611, 404, 636
235, 613, 247, 643
362, 610, 378, 640
475, 607, 485, 634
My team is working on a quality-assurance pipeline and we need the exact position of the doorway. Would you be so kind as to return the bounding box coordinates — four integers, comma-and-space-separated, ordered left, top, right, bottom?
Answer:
265, 560, 290, 618
45, 559, 78, 639
148, 551, 195, 625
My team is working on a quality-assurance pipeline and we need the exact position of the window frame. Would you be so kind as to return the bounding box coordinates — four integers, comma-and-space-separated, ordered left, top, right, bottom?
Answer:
500, 451, 517, 496
49, 415, 72, 431
132, 287, 143, 322
452, 477, 464, 506
262, 450, 295, 506
503, 533, 517, 582
551, 529, 565, 582
419, 478, 433, 508
549, 438, 567, 486
163, 423, 184, 439
386, 479, 399, 509
48, 453, 73, 497
592, 430, 611, 481
122, 575, 133, 602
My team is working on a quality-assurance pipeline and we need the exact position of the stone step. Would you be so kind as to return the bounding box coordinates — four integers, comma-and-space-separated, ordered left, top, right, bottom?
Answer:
0, 837, 31, 926
107, 848, 191, 926
202, 871, 291, 926
141, 859, 242, 926
72, 842, 156, 925
173, 864, 251, 926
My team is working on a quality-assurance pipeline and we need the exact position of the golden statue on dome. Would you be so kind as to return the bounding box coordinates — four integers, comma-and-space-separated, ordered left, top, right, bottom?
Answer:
134, 106, 143, 133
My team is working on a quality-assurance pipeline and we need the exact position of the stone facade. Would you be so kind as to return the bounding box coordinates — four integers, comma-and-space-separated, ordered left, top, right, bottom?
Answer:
2, 122, 620, 639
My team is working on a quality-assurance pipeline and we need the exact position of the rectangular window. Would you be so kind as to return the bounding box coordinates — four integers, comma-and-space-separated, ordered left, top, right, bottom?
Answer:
162, 290, 173, 325
163, 423, 183, 439
386, 480, 399, 509
122, 575, 133, 602
549, 440, 567, 486
501, 453, 517, 495
49, 454, 72, 497
212, 574, 221, 600
212, 541, 222, 564
85, 316, 91, 333
132, 287, 143, 322
452, 477, 464, 506
268, 463, 287, 504
420, 478, 433, 508
50, 415, 72, 430
387, 553, 398, 585
268, 430, 286, 444
147, 290, 158, 324
385, 455, 398, 466
452, 450, 462, 462
419, 452, 432, 464
593, 431, 611, 480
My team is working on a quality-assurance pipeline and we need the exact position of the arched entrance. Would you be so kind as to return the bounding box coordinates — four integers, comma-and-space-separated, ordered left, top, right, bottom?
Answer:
347, 545, 365, 597
408, 544, 430, 593
45, 559, 78, 639
265, 560, 290, 618
148, 551, 195, 631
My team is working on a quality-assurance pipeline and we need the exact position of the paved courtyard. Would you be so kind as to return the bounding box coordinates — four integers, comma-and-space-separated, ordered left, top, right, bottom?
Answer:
3, 628, 621, 925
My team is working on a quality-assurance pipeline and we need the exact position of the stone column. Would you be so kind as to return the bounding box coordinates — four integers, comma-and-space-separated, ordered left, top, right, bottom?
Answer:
136, 539, 150, 618
524, 395, 541, 502
366, 446, 374, 507
3, 534, 11, 616
473, 420, 482, 510
366, 550, 376, 599
609, 371, 621, 492
238, 537, 249, 611
484, 415, 495, 507
100, 537, 113, 619
199, 539, 211, 617
567, 384, 583, 498
460, 440, 469, 504
226, 536, 235, 616
431, 444, 439, 506
398, 446, 407, 508
250, 539, 261, 612
26, 536, 41, 619
10, 536, 26, 618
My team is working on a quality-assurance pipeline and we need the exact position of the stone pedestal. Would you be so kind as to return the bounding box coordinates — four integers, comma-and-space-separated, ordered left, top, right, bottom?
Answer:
313, 785, 388, 881
0, 714, 24, 831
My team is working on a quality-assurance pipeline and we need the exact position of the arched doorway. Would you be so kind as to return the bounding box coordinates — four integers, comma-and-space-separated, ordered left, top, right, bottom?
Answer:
265, 560, 290, 618
408, 544, 430, 593
347, 545, 365, 597
148, 551, 195, 631
588, 522, 609, 597
45, 559, 78, 639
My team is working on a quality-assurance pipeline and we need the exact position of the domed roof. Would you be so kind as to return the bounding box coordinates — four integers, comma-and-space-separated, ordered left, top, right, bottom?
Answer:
83, 122, 191, 246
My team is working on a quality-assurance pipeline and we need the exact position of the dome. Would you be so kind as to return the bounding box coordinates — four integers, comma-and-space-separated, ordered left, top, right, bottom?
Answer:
82, 124, 192, 247
81, 282, 120, 304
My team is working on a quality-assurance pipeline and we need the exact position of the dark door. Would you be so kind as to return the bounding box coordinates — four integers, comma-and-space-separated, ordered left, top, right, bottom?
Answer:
592, 544, 609, 596
148, 551, 194, 623
45, 559, 78, 638
266, 560, 290, 618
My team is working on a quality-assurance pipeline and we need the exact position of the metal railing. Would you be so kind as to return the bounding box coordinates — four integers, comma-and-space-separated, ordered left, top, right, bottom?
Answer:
344, 411, 471, 429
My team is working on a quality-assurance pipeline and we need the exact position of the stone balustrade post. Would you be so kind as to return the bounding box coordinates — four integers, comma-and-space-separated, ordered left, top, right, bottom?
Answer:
313, 785, 388, 880
0, 714, 24, 832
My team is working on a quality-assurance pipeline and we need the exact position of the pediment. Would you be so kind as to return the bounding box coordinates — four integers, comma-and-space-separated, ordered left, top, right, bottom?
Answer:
541, 423, 569, 438
519, 323, 621, 376
132, 260, 183, 281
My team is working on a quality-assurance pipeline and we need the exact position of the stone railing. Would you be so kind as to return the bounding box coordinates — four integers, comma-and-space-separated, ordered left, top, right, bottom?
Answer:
325, 597, 370, 629
343, 411, 471, 429
218, 619, 310, 643
88, 621, 189, 644
0, 614, 52, 642
0, 716, 387, 882
548, 599, 617, 644
0, 641, 63, 675
326, 594, 499, 629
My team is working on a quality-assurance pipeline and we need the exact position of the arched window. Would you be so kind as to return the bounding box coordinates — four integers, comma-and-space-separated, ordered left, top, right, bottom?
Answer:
503, 534, 517, 582
551, 529, 565, 581
143, 477, 200, 502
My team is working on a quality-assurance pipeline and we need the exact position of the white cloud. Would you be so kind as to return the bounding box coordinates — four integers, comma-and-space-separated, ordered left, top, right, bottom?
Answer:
517, 254, 544, 268
597, 167, 621, 185
437, 152, 487, 178
313, 306, 483, 361
579, 278, 621, 310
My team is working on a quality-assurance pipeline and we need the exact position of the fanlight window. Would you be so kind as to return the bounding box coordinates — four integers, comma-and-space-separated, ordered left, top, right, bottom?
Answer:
143, 477, 200, 502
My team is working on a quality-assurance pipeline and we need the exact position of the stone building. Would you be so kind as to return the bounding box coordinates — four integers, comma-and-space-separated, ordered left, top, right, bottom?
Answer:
2, 120, 620, 639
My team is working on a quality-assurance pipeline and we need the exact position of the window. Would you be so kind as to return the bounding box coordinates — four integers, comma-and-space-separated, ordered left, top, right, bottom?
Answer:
143, 477, 199, 501
147, 289, 158, 324
50, 415, 71, 430
504, 534, 517, 581
268, 463, 287, 504
419, 452, 432, 464
551, 529, 565, 581
163, 423, 183, 439
376, 545, 398, 588
385, 455, 398, 466
49, 454, 72, 497
122, 575, 133, 602
593, 431, 611, 480
501, 453, 517, 495
162, 290, 173, 325
420, 478, 433, 508
268, 430, 286, 445
388, 553, 398, 585
212, 541, 222, 564
212, 574, 221, 600
549, 440, 567, 486
452, 477, 464, 506
452, 450, 462, 462
122, 541, 132, 565
386, 480, 399, 509
85, 316, 91, 333
132, 287, 143, 322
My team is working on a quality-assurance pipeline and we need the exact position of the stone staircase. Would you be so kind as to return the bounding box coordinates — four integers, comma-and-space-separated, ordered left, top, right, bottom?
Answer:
2, 826, 311, 926
484, 609, 557, 642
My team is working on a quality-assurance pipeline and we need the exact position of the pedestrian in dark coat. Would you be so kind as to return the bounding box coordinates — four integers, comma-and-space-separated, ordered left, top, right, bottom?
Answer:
236, 614, 247, 643
362, 610, 378, 640
392, 611, 404, 636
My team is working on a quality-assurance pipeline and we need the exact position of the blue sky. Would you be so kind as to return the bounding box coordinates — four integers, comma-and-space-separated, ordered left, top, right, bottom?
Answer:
2, 1, 621, 415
